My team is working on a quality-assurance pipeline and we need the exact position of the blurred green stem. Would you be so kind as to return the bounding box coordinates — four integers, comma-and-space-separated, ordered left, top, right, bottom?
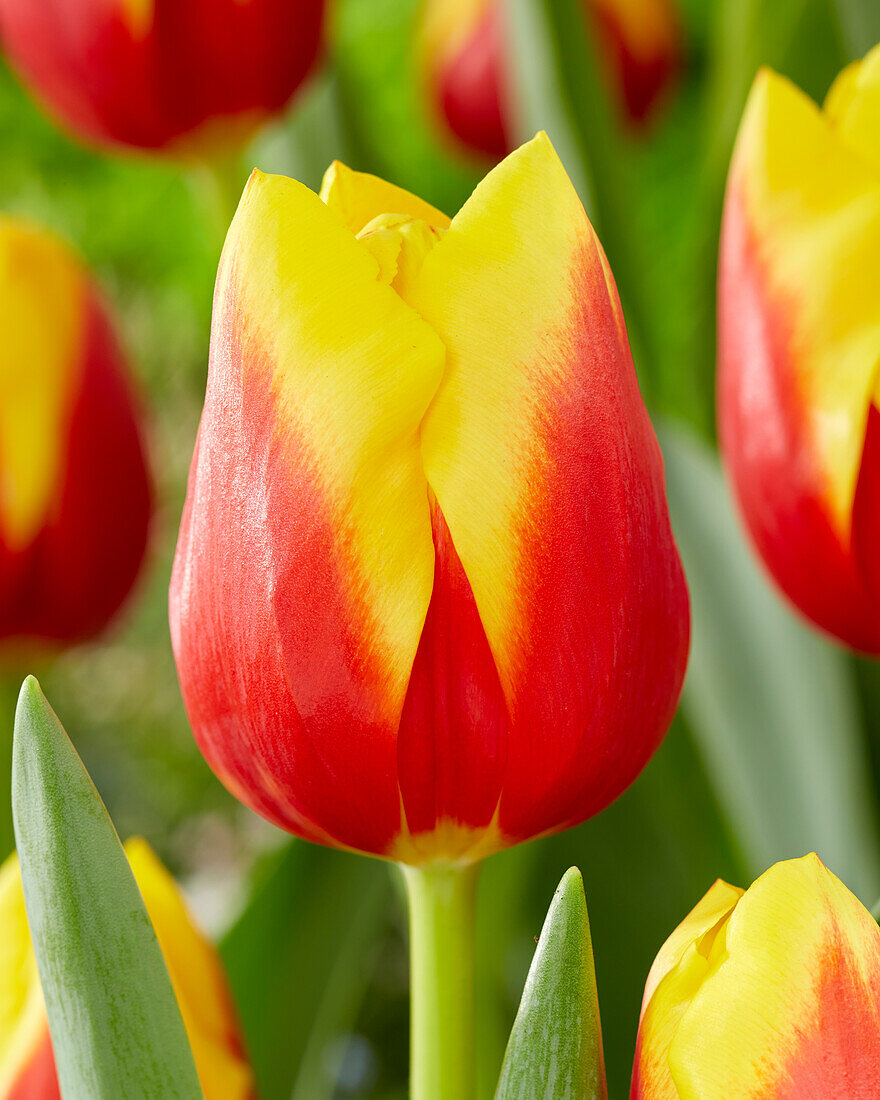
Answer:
402, 861, 481, 1100
189, 149, 248, 243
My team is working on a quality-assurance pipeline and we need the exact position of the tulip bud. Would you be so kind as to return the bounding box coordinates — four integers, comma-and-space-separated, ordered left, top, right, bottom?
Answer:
718, 46, 880, 652
170, 133, 689, 865
419, 0, 681, 161
0, 218, 150, 646
0, 0, 325, 155
0, 840, 255, 1099
630, 854, 880, 1098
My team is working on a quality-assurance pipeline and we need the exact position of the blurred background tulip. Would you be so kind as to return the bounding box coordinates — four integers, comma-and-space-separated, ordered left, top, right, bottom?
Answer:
0, 0, 325, 157
169, 134, 689, 865
0, 217, 150, 650
0, 838, 255, 1099
418, 0, 682, 160
718, 45, 880, 653
630, 854, 880, 1098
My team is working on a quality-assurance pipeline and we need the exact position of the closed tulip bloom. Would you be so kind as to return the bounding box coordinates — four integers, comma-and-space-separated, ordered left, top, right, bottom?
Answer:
630, 854, 880, 1098
0, 840, 255, 1100
170, 133, 689, 864
419, 0, 681, 160
718, 47, 880, 652
0, 0, 325, 154
0, 218, 150, 646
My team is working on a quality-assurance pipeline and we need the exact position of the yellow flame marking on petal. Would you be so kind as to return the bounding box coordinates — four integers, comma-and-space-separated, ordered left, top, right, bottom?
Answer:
0, 220, 84, 552
0, 853, 46, 1098
118, 0, 155, 39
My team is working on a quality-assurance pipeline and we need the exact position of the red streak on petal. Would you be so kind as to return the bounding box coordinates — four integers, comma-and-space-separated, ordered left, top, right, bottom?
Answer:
397, 501, 509, 840
496, 230, 689, 843
774, 933, 880, 1098
8, 1029, 60, 1100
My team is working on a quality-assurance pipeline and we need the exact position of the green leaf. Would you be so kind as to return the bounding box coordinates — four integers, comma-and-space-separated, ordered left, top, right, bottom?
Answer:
11, 676, 203, 1100
830, 0, 880, 59
495, 868, 606, 1100
662, 425, 880, 901
221, 840, 390, 1100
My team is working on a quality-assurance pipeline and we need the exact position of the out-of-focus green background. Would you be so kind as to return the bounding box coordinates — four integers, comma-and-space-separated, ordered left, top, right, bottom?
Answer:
3, 1, 880, 1097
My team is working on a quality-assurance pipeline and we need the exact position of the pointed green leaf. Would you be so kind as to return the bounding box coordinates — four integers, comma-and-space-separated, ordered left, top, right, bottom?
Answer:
12, 676, 203, 1100
662, 425, 880, 901
495, 867, 606, 1100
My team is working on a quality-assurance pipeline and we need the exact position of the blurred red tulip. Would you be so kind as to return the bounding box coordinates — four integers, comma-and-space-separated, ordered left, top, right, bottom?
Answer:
0, 218, 150, 646
170, 134, 689, 864
718, 47, 880, 652
0, 0, 325, 155
420, 0, 682, 161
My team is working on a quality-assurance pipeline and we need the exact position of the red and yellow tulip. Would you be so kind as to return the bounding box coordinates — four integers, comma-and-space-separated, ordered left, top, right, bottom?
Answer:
718, 46, 880, 652
630, 854, 880, 1098
0, 218, 150, 646
0, 0, 325, 155
0, 840, 254, 1100
419, 0, 681, 161
169, 133, 690, 865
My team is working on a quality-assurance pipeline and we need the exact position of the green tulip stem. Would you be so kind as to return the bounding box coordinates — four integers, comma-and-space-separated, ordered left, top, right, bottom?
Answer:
189, 148, 248, 243
401, 861, 481, 1100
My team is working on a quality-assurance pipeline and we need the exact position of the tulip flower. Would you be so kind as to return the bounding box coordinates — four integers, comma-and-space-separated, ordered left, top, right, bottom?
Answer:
718, 46, 880, 653
631, 854, 880, 1098
169, 131, 688, 1096
170, 131, 689, 866
0, 839, 255, 1100
0, 0, 325, 155
419, 0, 681, 160
170, 131, 688, 1098
0, 218, 150, 646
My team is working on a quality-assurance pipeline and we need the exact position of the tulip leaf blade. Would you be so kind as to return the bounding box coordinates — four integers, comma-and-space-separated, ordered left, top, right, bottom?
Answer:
662, 425, 880, 901
11, 676, 203, 1100
495, 867, 607, 1100
830, 0, 880, 59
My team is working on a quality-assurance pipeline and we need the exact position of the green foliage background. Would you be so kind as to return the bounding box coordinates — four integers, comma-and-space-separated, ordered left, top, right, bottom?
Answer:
2, 0, 880, 1097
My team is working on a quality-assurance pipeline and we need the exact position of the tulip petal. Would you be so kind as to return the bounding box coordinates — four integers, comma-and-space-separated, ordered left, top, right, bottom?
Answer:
825, 44, 880, 179
0, 219, 150, 646
401, 131, 688, 844
722, 68, 880, 538
669, 856, 880, 1099
320, 161, 450, 236
0, 839, 253, 1100
0, 220, 82, 553
171, 170, 446, 853
125, 841, 253, 1100
0, 854, 47, 1099
118, 0, 154, 39
631, 880, 743, 1099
